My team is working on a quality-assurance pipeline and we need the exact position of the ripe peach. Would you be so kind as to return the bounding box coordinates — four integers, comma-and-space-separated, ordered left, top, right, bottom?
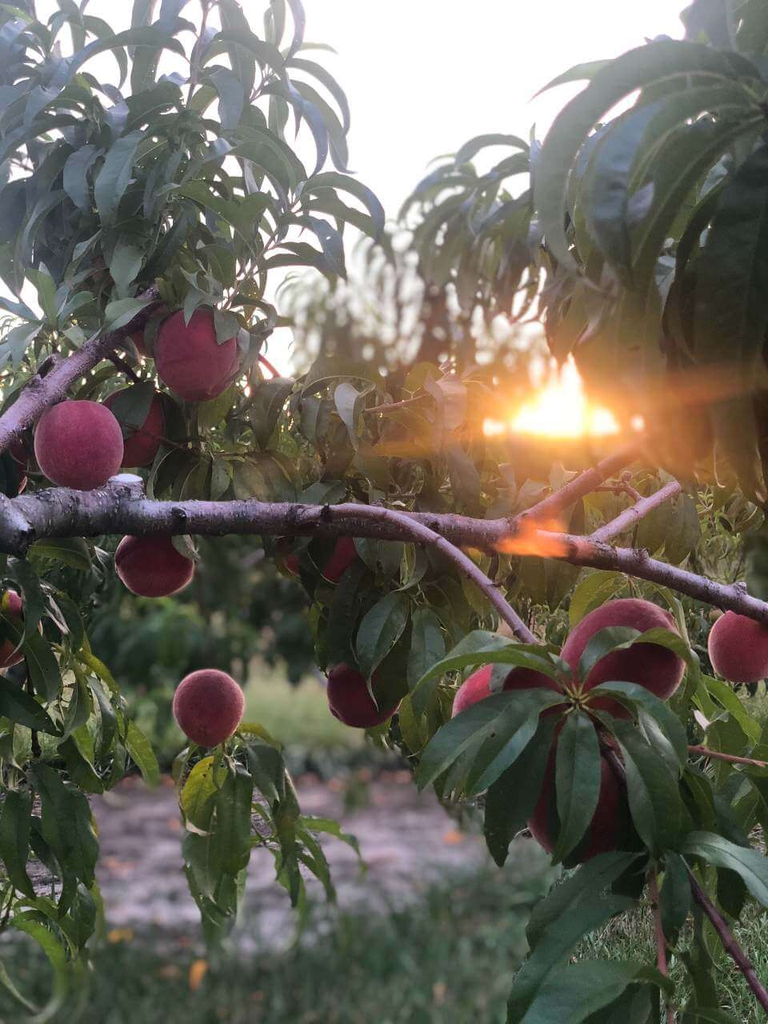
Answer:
115, 536, 195, 598
452, 663, 562, 718
707, 611, 768, 683
155, 308, 239, 402
34, 401, 124, 490
561, 598, 684, 710
0, 590, 23, 669
280, 537, 359, 583
104, 389, 164, 468
528, 753, 622, 863
326, 663, 399, 728
172, 669, 244, 747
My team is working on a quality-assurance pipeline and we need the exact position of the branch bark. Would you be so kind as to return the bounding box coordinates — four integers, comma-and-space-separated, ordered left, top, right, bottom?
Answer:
519, 444, 639, 524
0, 288, 160, 455
3, 486, 766, 624
688, 745, 768, 769
589, 480, 682, 543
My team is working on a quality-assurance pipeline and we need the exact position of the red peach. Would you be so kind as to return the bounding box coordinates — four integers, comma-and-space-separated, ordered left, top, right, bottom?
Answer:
104, 389, 165, 468
452, 662, 562, 718
34, 401, 124, 490
115, 536, 195, 598
326, 663, 399, 728
172, 669, 245, 746
707, 611, 768, 683
0, 590, 23, 669
155, 308, 239, 402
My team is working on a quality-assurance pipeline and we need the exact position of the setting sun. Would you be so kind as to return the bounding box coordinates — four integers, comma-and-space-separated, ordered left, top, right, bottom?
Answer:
484, 356, 622, 440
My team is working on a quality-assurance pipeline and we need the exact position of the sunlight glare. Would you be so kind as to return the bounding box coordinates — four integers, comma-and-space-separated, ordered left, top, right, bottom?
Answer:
483, 356, 621, 440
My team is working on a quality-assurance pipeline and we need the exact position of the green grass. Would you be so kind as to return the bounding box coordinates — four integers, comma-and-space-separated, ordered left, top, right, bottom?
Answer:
580, 899, 768, 1023
243, 662, 362, 753
0, 850, 554, 1024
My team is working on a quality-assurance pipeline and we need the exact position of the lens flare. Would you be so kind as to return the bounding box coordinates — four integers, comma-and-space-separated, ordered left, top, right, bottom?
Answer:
484, 356, 622, 440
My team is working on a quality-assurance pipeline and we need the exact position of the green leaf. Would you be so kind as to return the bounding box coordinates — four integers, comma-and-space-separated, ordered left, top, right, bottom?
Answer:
407, 607, 445, 712
181, 756, 222, 831
611, 719, 683, 852
552, 711, 601, 862
682, 831, 768, 905
30, 537, 92, 571
590, 681, 688, 764
334, 381, 364, 447
514, 961, 666, 1024
125, 721, 159, 787
30, 763, 99, 886
0, 675, 57, 733
568, 571, 625, 627
249, 377, 294, 448
0, 789, 35, 897
62, 144, 100, 212
23, 629, 62, 703
94, 130, 144, 226
412, 629, 564, 699
28, 267, 58, 323
304, 171, 385, 240
536, 39, 759, 269
211, 767, 254, 876
355, 591, 409, 680
416, 689, 562, 792
484, 716, 557, 866
661, 851, 691, 939
104, 296, 152, 331
108, 238, 144, 297
209, 67, 245, 129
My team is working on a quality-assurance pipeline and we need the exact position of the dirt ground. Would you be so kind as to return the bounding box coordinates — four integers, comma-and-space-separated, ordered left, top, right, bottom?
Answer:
92, 771, 492, 947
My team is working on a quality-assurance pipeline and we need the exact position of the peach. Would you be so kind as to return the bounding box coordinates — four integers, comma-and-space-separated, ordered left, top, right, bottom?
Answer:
452, 663, 562, 718
115, 536, 195, 597
34, 401, 124, 490
104, 389, 164, 468
172, 669, 244, 746
561, 598, 684, 710
321, 537, 358, 583
0, 590, 23, 669
155, 308, 239, 402
326, 663, 399, 728
707, 611, 768, 683
528, 753, 622, 863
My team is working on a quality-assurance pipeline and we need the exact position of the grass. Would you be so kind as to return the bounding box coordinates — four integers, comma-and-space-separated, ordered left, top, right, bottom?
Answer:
0, 850, 554, 1024
242, 662, 362, 753
582, 900, 768, 1023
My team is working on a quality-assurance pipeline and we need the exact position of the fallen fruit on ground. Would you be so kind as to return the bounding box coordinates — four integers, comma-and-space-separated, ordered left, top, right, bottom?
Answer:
172, 669, 245, 746
561, 598, 684, 711
115, 536, 195, 597
326, 663, 400, 728
155, 308, 239, 402
0, 590, 23, 669
451, 662, 561, 717
34, 400, 124, 490
104, 388, 165, 468
707, 609, 768, 683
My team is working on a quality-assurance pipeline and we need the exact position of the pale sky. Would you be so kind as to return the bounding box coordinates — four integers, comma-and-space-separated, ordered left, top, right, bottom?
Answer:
304, 0, 686, 216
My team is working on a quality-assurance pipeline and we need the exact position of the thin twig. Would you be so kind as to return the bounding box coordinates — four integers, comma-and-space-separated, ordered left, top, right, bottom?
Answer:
257, 353, 281, 379
589, 480, 682, 543
688, 745, 768, 770
107, 352, 142, 385
686, 865, 768, 1014
605, 745, 768, 1016
649, 869, 674, 1024
520, 444, 640, 524
363, 395, 427, 415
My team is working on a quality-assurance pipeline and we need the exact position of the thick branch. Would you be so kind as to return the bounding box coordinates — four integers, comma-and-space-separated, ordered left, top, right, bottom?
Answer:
589, 480, 682, 544
0, 288, 160, 455
2, 486, 767, 624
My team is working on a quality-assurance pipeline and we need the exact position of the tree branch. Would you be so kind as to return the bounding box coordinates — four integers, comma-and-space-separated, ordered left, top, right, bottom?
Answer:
0, 288, 160, 455
648, 869, 674, 1024
686, 866, 768, 1014
519, 444, 639, 524
2, 485, 767, 625
688, 745, 768, 769
589, 480, 682, 543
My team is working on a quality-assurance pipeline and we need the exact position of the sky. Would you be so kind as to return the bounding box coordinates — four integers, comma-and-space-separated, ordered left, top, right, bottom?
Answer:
303, 0, 686, 218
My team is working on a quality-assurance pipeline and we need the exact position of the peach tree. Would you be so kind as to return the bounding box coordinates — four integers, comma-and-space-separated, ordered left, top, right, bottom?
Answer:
0, 1, 767, 1022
